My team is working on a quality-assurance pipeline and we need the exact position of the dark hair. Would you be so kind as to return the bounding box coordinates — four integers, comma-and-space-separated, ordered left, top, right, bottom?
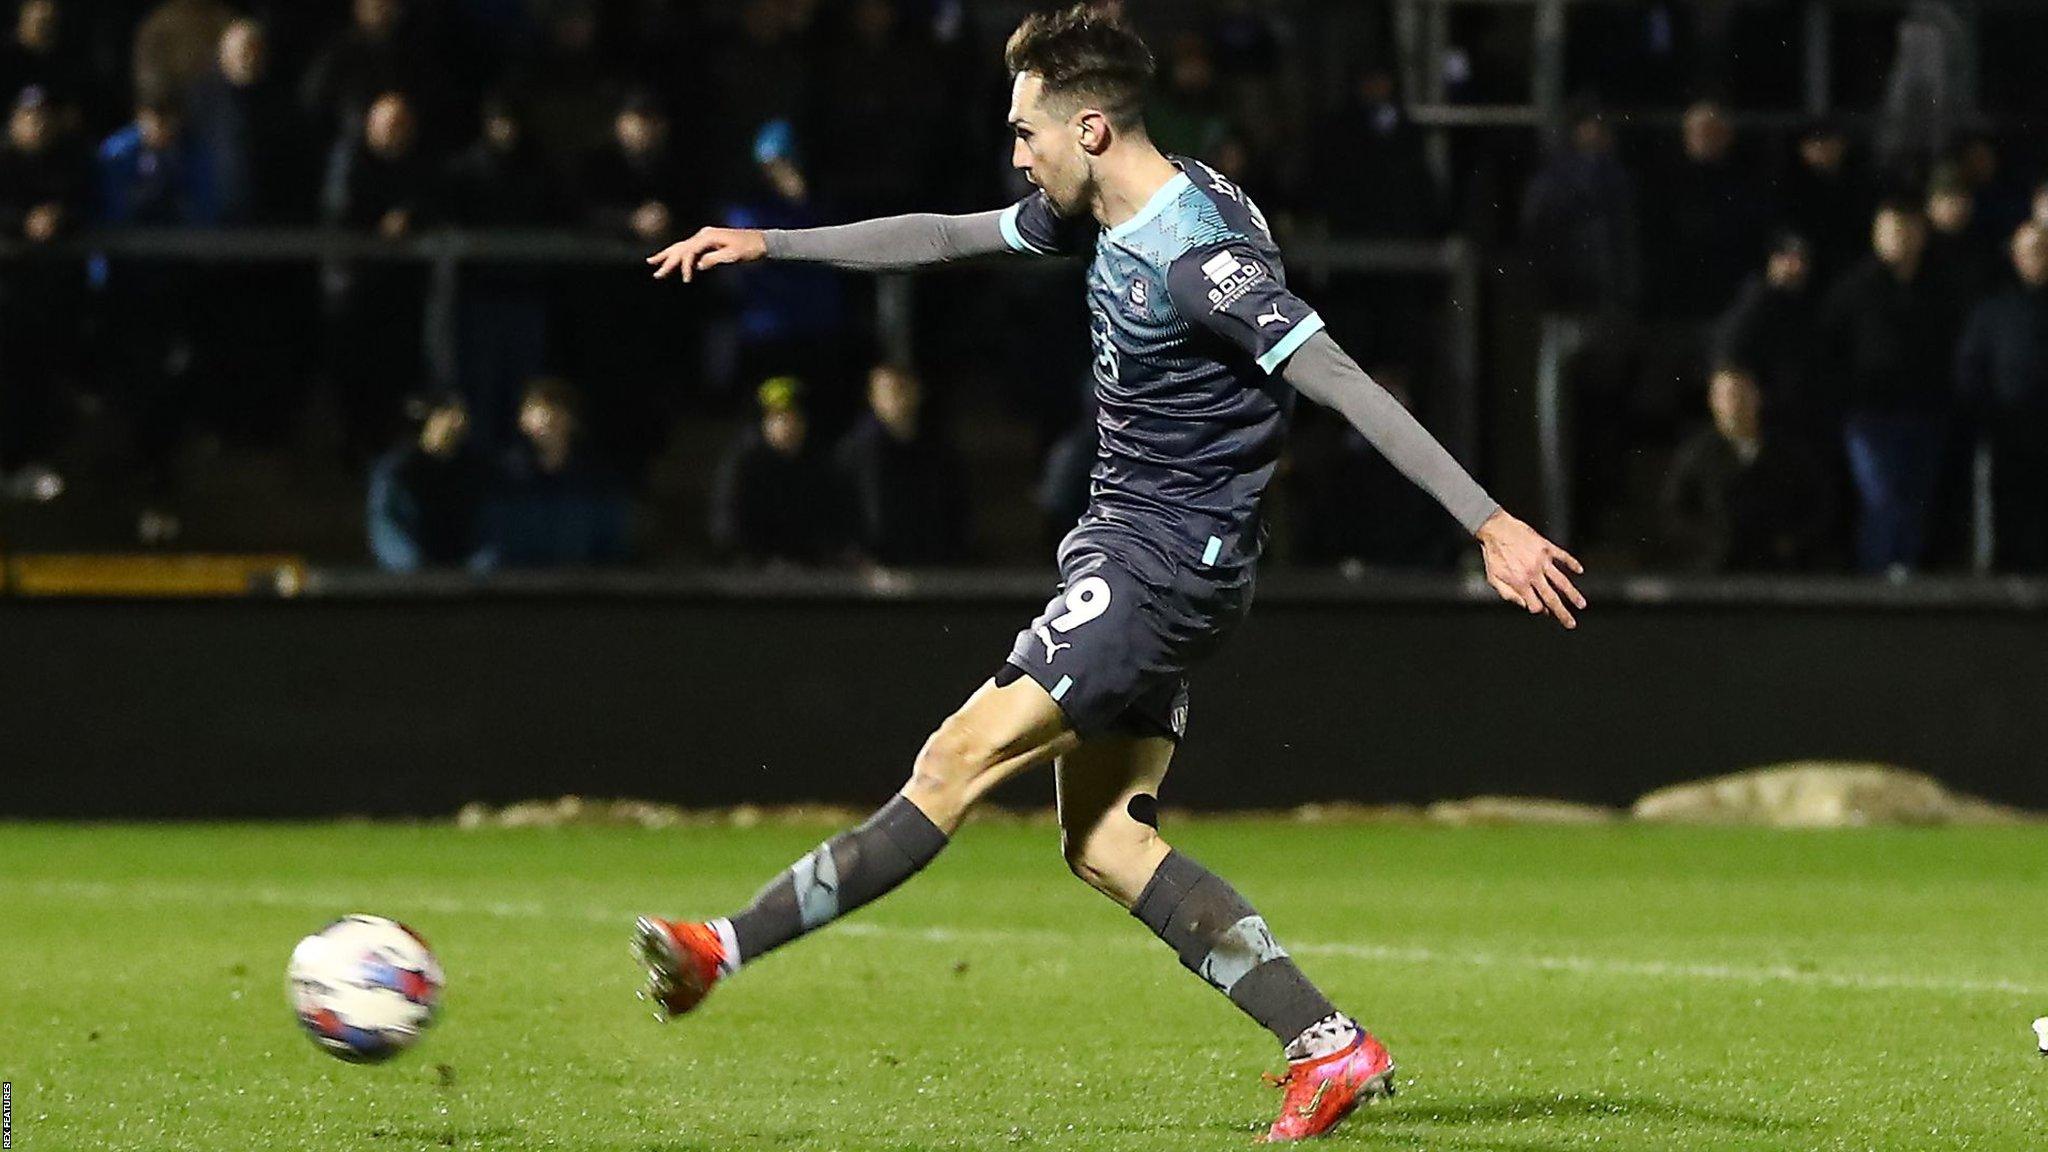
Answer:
1003, 4, 1154, 129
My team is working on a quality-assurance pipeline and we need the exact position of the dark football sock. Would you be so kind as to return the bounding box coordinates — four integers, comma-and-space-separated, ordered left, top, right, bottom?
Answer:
723, 794, 948, 965
1131, 849, 1339, 1048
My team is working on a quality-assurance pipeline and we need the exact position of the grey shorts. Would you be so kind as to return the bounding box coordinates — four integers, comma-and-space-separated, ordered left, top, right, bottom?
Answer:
1004, 526, 1253, 741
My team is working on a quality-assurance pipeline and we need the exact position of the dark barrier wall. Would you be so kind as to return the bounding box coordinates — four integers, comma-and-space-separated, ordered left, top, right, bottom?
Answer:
2, 579, 2044, 817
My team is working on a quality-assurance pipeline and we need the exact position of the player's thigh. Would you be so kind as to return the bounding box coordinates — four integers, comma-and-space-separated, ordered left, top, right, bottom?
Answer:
1054, 733, 1177, 902
909, 673, 1080, 815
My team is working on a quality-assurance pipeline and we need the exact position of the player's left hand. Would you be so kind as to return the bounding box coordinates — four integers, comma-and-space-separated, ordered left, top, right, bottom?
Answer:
1476, 509, 1586, 630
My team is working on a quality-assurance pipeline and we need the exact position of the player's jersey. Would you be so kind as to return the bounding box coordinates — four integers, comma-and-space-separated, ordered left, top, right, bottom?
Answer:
999, 157, 1323, 572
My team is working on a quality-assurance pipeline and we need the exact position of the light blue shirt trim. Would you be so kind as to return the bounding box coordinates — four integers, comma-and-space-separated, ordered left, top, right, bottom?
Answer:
1105, 172, 1192, 242
1051, 675, 1074, 702
1000, 203, 1049, 255
1202, 536, 1223, 566
1256, 311, 1327, 375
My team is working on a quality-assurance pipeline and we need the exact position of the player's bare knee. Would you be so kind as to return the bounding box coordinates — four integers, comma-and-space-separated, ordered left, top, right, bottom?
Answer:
905, 719, 998, 809
1062, 819, 1160, 903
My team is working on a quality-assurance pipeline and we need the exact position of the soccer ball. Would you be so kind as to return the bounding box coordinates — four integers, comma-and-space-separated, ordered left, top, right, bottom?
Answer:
288, 915, 444, 1063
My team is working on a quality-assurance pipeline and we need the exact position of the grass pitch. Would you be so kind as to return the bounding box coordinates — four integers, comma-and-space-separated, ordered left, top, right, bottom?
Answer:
1, 820, 2043, 1150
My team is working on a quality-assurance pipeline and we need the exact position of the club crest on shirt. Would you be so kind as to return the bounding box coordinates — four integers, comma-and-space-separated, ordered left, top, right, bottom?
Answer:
1124, 275, 1149, 317
1201, 249, 1269, 312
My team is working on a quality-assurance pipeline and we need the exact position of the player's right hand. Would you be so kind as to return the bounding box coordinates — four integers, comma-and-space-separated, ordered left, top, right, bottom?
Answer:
646, 227, 768, 282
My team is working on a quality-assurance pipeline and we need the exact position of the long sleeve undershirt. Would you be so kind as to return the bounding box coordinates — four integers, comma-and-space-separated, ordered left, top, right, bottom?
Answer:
760, 214, 1499, 535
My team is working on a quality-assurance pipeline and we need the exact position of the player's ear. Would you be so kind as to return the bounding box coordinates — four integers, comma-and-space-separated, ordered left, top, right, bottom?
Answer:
1075, 108, 1113, 156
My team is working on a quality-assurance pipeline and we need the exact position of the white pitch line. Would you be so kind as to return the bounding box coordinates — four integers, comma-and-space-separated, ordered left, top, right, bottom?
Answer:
11, 877, 2042, 999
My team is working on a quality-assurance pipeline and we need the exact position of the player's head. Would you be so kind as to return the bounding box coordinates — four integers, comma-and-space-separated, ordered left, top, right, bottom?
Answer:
1004, 3, 1155, 217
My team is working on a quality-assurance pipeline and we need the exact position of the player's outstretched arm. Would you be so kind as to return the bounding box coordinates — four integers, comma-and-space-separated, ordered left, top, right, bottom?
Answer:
1280, 330, 1586, 629
648, 211, 1012, 281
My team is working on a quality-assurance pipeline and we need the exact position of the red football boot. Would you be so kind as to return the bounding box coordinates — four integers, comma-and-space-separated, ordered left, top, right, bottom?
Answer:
1259, 1029, 1397, 1142
632, 917, 728, 1020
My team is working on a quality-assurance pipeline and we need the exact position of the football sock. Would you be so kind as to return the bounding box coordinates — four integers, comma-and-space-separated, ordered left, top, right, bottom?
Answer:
721, 794, 948, 967
1131, 849, 1339, 1049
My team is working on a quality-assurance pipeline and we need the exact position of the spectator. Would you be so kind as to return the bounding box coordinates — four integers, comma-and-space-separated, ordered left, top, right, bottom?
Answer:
130, 0, 231, 107
580, 90, 687, 243
96, 96, 221, 224
1660, 365, 1832, 573
710, 376, 843, 566
1818, 200, 1955, 573
1956, 223, 2048, 571
711, 119, 848, 420
1780, 118, 1873, 282
490, 376, 631, 566
440, 92, 558, 450
186, 17, 310, 225
368, 394, 494, 572
835, 363, 968, 567
320, 90, 435, 455
1307, 63, 1441, 239
1521, 104, 1639, 313
1644, 101, 1775, 320
1714, 232, 1819, 434
0, 84, 89, 472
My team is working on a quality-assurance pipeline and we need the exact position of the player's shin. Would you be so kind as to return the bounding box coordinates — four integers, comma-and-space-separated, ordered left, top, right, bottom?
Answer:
716, 794, 948, 970
1130, 849, 1358, 1059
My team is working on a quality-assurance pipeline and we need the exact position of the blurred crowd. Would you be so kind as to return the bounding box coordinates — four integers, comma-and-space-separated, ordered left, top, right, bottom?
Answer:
1, 0, 2045, 577
1524, 102, 2048, 575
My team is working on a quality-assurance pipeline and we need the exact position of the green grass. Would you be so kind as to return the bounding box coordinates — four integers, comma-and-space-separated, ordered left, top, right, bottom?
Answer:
1, 821, 2044, 1150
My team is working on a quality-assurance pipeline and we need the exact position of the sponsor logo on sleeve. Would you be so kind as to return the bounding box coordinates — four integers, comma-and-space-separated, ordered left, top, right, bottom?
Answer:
1201, 249, 1271, 312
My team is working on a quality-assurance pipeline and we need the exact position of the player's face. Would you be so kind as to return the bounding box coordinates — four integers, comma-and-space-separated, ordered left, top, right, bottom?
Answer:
1009, 73, 1090, 217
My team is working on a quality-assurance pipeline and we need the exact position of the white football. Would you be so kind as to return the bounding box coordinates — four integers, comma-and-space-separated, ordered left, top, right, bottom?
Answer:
288, 915, 444, 1063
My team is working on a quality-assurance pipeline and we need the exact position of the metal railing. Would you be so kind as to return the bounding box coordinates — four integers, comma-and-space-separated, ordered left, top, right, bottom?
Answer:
0, 226, 1487, 466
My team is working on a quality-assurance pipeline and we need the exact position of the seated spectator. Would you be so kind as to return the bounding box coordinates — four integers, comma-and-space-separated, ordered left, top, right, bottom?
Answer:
1956, 223, 2048, 572
368, 394, 494, 572
1714, 232, 1818, 434
320, 89, 434, 455
835, 363, 968, 567
1660, 366, 1832, 573
131, 0, 232, 107
1819, 200, 1957, 574
711, 376, 843, 566
97, 96, 222, 224
490, 377, 631, 567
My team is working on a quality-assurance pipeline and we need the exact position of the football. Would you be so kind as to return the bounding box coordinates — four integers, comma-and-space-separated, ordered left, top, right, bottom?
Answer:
287, 915, 444, 1063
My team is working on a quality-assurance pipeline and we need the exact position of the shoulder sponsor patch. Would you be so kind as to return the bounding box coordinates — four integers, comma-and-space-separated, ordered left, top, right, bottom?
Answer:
1200, 249, 1270, 311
